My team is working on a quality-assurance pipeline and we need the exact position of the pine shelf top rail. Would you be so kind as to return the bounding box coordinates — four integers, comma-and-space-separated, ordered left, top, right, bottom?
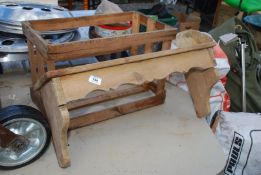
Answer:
22, 11, 172, 60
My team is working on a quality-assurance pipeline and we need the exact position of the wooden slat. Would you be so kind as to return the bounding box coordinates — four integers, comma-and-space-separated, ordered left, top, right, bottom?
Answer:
49, 47, 132, 61
47, 29, 177, 54
22, 22, 48, 58
27, 41, 37, 83
49, 35, 175, 61
69, 92, 166, 130
67, 85, 149, 110
144, 18, 156, 53
33, 42, 216, 91
130, 12, 140, 55
37, 51, 46, 77
162, 26, 173, 51
28, 12, 133, 32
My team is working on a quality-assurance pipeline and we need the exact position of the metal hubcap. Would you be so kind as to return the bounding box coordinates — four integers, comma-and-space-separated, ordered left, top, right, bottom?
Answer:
0, 2, 74, 34
0, 118, 47, 167
0, 31, 76, 53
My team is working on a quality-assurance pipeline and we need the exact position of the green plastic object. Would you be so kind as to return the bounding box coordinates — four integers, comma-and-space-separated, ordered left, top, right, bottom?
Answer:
224, 0, 261, 13
147, 15, 158, 21
138, 9, 177, 26
159, 16, 177, 26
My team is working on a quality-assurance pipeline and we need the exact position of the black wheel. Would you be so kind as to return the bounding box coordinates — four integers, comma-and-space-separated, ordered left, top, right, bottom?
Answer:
0, 105, 51, 170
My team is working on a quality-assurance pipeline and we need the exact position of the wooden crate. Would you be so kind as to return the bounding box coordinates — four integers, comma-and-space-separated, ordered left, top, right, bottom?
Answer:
22, 11, 218, 168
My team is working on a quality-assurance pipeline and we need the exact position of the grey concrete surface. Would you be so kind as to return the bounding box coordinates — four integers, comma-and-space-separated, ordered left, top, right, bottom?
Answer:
0, 73, 226, 175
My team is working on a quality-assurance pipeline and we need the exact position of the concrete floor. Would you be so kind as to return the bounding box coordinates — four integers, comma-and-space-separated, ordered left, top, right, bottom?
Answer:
0, 73, 226, 175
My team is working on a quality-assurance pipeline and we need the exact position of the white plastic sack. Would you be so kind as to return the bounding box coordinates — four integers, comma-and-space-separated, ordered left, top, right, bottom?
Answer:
160, 0, 177, 5
95, 0, 123, 15
215, 111, 261, 175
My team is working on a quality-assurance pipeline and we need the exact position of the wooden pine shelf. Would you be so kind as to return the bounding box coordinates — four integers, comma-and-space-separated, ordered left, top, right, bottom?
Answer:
22, 11, 218, 168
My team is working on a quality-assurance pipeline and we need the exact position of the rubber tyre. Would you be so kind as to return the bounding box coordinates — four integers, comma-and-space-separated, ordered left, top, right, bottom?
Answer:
0, 105, 51, 170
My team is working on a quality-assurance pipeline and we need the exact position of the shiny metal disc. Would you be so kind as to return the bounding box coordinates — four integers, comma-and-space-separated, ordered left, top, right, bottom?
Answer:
0, 2, 74, 34
0, 118, 47, 167
0, 31, 76, 53
0, 37, 27, 53
0, 52, 28, 62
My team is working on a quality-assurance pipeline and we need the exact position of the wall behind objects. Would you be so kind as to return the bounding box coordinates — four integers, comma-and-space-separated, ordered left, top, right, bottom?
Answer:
0, 0, 57, 5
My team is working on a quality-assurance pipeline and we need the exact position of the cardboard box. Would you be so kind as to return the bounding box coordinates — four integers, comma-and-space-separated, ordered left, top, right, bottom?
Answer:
173, 12, 201, 31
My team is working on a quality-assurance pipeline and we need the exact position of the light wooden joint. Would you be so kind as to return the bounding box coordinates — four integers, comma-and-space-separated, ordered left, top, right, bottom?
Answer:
41, 79, 70, 167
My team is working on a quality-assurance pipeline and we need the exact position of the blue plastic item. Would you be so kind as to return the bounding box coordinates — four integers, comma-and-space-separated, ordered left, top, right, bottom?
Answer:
244, 15, 261, 29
